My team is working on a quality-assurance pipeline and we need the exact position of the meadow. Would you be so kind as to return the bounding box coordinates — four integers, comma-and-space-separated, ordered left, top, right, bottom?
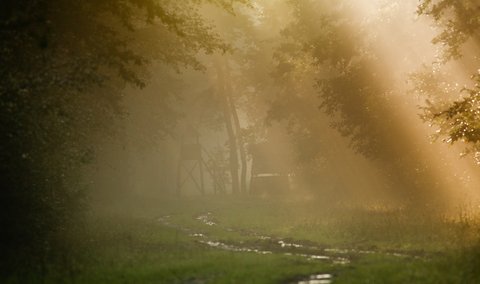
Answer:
14, 195, 479, 283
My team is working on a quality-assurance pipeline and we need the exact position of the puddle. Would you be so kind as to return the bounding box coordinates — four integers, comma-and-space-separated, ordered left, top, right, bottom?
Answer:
198, 240, 272, 255
324, 247, 420, 259
305, 254, 330, 260
197, 238, 349, 265
279, 240, 303, 248
196, 212, 217, 226
160, 213, 350, 272
298, 254, 349, 264
324, 248, 351, 254
295, 274, 333, 284
156, 211, 434, 284
233, 238, 350, 264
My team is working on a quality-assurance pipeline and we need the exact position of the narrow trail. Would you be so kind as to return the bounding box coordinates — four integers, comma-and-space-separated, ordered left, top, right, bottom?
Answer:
157, 212, 427, 284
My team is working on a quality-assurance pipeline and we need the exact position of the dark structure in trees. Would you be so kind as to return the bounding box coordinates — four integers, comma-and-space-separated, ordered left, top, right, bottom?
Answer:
249, 142, 290, 196
176, 127, 205, 196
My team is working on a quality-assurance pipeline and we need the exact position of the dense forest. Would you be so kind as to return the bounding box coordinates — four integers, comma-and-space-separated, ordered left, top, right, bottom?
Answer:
1, 0, 480, 283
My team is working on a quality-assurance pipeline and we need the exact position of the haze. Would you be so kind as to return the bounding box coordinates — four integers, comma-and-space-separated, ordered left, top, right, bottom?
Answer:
2, 0, 480, 283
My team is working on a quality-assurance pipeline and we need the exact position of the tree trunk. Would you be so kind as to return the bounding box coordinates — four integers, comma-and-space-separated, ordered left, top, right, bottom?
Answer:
215, 58, 240, 194
224, 59, 247, 194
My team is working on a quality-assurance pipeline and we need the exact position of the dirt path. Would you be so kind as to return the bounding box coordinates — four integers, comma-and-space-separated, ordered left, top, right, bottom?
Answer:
157, 212, 427, 284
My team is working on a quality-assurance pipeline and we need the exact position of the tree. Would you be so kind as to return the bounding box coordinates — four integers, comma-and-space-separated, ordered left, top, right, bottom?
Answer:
201, 4, 271, 195
417, 0, 480, 161
418, 0, 480, 61
0, 0, 248, 277
269, 0, 445, 203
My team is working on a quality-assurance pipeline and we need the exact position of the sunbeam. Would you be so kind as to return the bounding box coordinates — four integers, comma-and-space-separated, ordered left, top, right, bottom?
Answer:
3, 0, 480, 282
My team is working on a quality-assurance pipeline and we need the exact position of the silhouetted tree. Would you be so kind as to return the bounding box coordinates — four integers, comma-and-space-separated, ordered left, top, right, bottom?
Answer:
0, 0, 247, 277
271, 0, 444, 203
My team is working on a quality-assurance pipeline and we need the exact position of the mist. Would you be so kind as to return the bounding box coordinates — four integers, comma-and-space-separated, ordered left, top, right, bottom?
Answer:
2, 0, 480, 283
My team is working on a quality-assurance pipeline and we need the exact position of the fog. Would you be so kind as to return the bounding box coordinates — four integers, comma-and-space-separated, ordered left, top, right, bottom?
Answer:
3, 0, 480, 282
89, 0, 480, 211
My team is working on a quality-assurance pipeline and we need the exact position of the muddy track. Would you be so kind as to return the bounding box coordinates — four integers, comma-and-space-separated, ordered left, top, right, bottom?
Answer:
157, 213, 337, 283
157, 212, 431, 284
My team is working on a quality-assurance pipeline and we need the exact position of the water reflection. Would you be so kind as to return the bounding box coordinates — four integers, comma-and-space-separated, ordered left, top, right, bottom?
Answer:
196, 212, 217, 226
295, 274, 333, 284
198, 239, 272, 255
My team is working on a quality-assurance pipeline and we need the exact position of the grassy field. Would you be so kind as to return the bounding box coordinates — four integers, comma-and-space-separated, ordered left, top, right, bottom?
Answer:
11, 195, 480, 283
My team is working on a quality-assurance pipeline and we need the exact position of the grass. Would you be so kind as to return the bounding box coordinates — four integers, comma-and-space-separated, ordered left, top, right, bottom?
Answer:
6, 194, 480, 283
154, 195, 480, 252
68, 218, 333, 284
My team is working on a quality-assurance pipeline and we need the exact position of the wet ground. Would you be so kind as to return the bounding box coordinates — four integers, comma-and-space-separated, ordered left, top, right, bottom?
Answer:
158, 212, 427, 283
293, 274, 332, 284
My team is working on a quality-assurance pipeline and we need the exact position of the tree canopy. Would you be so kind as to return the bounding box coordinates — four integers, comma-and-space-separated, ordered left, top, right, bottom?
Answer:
417, 0, 480, 161
0, 0, 248, 275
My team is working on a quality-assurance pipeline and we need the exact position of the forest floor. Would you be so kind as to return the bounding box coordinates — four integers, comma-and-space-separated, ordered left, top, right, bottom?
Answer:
35, 195, 480, 283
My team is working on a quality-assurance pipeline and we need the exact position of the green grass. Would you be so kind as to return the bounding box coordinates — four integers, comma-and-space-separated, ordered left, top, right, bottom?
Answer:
69, 219, 333, 284
7, 195, 480, 283
151, 195, 479, 252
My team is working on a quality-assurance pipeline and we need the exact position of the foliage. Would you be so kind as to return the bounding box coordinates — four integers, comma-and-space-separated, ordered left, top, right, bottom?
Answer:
268, 0, 442, 201
0, 0, 247, 277
417, 0, 480, 159
271, 0, 385, 157
418, 73, 480, 162
417, 0, 480, 61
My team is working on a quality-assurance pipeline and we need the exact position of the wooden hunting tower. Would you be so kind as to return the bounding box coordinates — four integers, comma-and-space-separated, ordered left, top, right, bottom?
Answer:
176, 125, 205, 196
175, 125, 227, 195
